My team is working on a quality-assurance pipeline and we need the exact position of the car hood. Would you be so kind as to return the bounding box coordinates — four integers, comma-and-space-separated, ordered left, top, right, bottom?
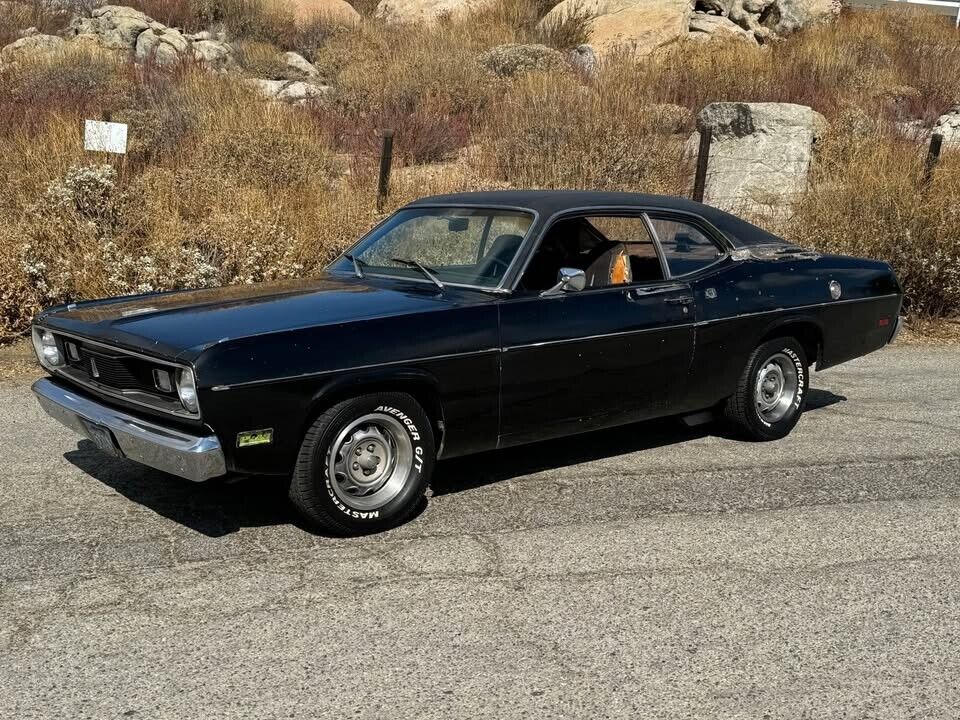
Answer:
38, 274, 470, 361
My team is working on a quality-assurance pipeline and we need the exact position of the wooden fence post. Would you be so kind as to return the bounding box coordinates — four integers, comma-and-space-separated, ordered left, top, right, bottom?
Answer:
692, 128, 712, 203
923, 132, 943, 187
376, 129, 394, 213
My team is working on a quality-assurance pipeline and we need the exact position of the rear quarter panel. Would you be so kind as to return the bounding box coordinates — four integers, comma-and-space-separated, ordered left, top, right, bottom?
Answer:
683, 254, 901, 410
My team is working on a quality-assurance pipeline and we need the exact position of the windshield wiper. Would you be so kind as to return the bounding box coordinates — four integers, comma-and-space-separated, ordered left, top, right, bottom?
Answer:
343, 253, 367, 279
391, 257, 444, 291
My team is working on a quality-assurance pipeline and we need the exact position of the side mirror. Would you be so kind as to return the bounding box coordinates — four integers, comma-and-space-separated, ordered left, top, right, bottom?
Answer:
541, 267, 586, 296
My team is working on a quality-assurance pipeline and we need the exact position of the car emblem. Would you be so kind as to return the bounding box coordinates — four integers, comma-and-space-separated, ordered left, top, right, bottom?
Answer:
829, 281, 842, 300
705, 288, 718, 300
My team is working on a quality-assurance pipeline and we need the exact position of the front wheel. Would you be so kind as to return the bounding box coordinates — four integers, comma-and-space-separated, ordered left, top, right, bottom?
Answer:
289, 392, 435, 535
724, 337, 810, 441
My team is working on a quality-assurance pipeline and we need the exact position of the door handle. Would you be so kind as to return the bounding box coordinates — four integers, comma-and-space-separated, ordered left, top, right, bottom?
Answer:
664, 296, 694, 305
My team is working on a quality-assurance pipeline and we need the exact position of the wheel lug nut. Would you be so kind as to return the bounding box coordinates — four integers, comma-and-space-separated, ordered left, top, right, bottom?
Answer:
367, 444, 374, 452
352, 462, 359, 470
355, 448, 362, 456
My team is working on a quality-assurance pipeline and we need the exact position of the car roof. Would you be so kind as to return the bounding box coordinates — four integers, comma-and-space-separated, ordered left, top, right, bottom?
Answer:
404, 190, 787, 248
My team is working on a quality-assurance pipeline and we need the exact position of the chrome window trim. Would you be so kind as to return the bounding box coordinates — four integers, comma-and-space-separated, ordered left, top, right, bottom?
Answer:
35, 326, 201, 420
506, 204, 735, 293
327, 204, 541, 293
643, 211, 730, 280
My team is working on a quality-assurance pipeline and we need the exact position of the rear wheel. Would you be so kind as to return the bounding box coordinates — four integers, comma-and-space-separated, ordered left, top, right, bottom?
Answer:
724, 337, 809, 441
290, 392, 435, 535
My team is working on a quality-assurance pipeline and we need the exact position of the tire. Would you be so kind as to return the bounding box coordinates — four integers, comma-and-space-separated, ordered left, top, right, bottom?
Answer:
724, 337, 810, 441
289, 392, 435, 535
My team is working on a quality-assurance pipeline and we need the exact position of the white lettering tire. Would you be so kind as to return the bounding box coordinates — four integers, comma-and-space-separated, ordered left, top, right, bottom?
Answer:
290, 392, 435, 535
724, 337, 810, 441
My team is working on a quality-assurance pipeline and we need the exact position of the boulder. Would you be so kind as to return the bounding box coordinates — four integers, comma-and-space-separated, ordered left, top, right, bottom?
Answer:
284, 0, 361, 25
540, 0, 692, 58
932, 107, 960, 147
480, 43, 566, 77
695, 102, 827, 214
284, 50, 319, 77
0, 33, 65, 63
568, 43, 597, 77
277, 80, 331, 103
193, 39, 236, 71
762, 0, 839, 36
135, 26, 190, 66
247, 78, 332, 104
688, 12, 758, 45
67, 5, 154, 52
696, 0, 838, 41
374, 0, 496, 24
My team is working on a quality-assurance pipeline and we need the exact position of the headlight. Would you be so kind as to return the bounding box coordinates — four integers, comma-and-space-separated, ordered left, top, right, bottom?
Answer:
175, 368, 199, 414
32, 328, 62, 368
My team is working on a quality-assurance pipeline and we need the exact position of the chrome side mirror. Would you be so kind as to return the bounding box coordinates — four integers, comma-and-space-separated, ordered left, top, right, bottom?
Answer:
542, 267, 586, 296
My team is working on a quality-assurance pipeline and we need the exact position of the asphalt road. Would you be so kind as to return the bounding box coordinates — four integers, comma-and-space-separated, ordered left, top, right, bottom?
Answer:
2, 345, 959, 719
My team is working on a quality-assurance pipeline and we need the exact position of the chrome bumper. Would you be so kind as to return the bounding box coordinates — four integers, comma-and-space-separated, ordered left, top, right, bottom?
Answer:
32, 378, 226, 482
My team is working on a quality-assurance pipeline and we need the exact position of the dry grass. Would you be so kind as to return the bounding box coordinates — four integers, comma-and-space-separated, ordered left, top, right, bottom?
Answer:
1, 4, 959, 341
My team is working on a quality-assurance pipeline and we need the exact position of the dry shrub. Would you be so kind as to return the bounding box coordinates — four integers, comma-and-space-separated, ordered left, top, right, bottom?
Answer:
316, 20, 501, 116
532, 1, 591, 49
474, 71, 692, 193
610, 8, 960, 122
290, 14, 353, 60
0, 0, 73, 47
234, 39, 297, 78
783, 123, 960, 317
126, 0, 298, 42
2, 5, 960, 338
0, 48, 127, 138
473, 0, 558, 36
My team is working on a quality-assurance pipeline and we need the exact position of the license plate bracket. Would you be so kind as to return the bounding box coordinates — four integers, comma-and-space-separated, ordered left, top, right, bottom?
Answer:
81, 418, 123, 458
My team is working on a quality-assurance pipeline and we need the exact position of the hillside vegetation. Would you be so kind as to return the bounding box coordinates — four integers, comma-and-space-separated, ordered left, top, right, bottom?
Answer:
1, 0, 959, 340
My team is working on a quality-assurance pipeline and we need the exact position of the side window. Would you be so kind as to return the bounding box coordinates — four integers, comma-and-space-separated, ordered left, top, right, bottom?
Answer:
648, 217, 722, 277
517, 215, 666, 293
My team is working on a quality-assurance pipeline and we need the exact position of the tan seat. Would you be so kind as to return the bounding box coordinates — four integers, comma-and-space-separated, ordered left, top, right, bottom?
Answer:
584, 243, 632, 288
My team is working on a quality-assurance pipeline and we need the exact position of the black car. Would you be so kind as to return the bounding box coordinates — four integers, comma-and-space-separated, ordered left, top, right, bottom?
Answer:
31, 190, 903, 534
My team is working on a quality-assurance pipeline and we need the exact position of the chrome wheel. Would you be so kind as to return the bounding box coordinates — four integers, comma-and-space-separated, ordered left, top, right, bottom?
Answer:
326, 413, 413, 511
754, 352, 799, 423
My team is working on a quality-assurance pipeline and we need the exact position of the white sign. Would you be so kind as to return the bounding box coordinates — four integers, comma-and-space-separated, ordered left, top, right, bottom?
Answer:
84, 120, 128, 155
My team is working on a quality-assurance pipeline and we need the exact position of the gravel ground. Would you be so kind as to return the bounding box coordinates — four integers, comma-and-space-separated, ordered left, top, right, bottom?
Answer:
1, 344, 959, 719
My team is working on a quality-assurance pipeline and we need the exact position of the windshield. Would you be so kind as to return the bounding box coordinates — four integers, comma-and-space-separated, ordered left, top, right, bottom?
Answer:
330, 207, 535, 288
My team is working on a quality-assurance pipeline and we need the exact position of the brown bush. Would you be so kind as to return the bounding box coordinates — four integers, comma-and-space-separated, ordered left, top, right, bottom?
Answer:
0, 0, 73, 47
474, 72, 692, 194
2, 6, 960, 341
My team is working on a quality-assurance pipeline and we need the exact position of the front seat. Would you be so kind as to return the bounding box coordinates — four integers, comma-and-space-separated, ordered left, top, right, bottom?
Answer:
584, 243, 631, 288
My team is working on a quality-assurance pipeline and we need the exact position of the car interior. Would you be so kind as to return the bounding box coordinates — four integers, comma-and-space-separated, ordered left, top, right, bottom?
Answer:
517, 217, 667, 293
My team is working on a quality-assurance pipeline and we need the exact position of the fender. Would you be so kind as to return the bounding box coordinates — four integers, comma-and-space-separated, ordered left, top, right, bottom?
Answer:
755, 313, 824, 366
303, 367, 446, 452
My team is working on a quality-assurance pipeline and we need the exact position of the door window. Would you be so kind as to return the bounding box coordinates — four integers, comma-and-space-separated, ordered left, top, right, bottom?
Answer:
648, 218, 722, 277
517, 215, 665, 292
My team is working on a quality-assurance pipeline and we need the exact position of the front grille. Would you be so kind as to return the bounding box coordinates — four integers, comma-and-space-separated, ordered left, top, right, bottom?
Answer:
77, 347, 155, 392
43, 330, 198, 419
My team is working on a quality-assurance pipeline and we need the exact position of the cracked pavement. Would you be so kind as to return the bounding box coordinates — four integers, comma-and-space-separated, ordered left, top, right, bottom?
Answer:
2, 345, 959, 718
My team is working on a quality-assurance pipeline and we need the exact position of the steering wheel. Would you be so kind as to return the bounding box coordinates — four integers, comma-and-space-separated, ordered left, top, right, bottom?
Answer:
478, 255, 511, 278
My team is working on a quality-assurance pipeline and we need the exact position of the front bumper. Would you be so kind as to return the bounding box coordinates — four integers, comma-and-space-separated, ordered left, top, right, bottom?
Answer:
32, 378, 226, 482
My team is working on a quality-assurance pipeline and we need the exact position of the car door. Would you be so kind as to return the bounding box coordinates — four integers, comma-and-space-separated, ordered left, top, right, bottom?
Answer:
497, 212, 696, 446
